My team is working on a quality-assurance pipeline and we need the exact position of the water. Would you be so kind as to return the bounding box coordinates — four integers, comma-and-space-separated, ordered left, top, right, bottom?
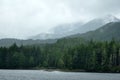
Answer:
0, 70, 119, 80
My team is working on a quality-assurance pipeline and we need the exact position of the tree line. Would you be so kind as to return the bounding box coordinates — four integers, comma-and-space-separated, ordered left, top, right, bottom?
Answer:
0, 38, 120, 72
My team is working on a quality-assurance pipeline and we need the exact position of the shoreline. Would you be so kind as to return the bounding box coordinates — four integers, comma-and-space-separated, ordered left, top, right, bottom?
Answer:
0, 69, 119, 73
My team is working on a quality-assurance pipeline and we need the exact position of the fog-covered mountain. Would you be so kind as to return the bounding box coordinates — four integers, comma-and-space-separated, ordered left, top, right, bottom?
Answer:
53, 22, 83, 34
30, 15, 120, 40
1, 21, 120, 47
30, 22, 83, 40
0, 15, 120, 47
69, 22, 120, 41
29, 33, 55, 40
73, 15, 120, 34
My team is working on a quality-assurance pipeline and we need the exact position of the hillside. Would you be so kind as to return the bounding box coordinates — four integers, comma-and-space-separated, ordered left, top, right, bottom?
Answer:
69, 22, 120, 41
0, 38, 57, 47
30, 15, 119, 40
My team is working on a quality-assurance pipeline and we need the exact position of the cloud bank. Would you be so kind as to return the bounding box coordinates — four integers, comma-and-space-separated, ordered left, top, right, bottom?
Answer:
0, 0, 120, 39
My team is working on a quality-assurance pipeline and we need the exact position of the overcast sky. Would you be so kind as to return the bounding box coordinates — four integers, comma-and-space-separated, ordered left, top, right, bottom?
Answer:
0, 0, 120, 39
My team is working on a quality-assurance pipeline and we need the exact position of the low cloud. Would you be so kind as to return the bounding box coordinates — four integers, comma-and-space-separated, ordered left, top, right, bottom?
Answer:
0, 0, 120, 39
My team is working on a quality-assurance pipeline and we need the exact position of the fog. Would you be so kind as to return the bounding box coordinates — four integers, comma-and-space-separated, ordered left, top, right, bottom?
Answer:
0, 0, 120, 39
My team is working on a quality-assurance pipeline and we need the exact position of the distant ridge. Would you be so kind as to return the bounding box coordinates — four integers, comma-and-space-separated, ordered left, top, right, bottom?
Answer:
69, 22, 120, 41
30, 15, 120, 40
0, 38, 57, 47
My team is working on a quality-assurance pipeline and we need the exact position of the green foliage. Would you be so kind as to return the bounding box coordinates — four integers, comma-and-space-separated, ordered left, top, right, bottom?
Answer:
0, 39, 120, 72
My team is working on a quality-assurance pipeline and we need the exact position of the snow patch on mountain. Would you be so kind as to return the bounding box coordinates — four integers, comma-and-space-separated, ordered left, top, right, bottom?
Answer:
101, 15, 120, 24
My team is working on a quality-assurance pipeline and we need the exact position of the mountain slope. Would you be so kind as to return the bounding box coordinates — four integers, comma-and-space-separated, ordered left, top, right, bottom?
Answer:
0, 38, 57, 47
70, 22, 120, 41
74, 15, 120, 34
30, 22, 83, 40
1, 22, 120, 47
30, 33, 55, 40
30, 15, 119, 40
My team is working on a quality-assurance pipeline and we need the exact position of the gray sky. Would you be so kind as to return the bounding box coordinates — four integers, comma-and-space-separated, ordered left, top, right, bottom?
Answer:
0, 0, 120, 39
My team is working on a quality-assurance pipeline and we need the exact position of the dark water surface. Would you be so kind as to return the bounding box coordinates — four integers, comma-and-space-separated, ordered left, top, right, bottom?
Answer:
0, 70, 119, 80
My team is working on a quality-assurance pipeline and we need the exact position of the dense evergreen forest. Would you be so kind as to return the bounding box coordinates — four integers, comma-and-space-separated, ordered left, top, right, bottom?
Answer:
0, 38, 120, 72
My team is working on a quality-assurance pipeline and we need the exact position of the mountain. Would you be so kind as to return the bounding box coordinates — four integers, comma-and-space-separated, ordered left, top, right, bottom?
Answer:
53, 22, 83, 35
69, 22, 120, 41
73, 15, 120, 34
0, 38, 57, 47
30, 22, 83, 40
30, 15, 119, 40
1, 20, 120, 47
30, 33, 55, 40
52, 22, 83, 37
30, 33, 62, 40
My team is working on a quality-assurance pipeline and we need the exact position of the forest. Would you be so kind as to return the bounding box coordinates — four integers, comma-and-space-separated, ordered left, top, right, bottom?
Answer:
0, 38, 120, 72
